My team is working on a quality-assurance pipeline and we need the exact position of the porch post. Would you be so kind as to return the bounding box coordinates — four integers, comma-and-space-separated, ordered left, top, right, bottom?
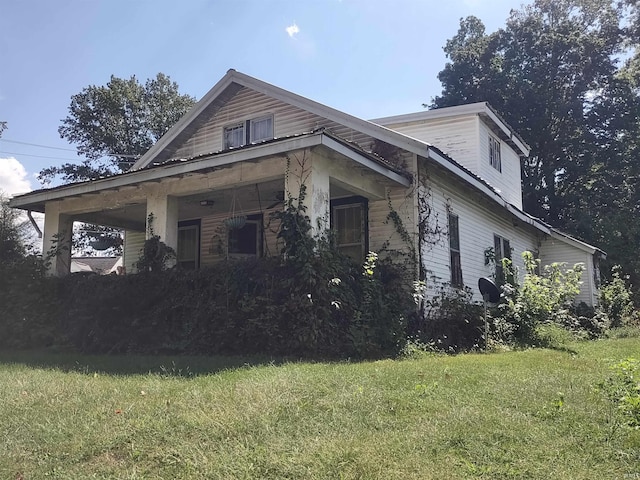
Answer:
146, 192, 179, 251
284, 152, 330, 236
43, 202, 73, 276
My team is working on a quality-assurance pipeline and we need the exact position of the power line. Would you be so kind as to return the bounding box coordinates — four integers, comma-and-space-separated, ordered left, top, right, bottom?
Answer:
0, 150, 80, 162
0, 138, 141, 159
1, 138, 78, 152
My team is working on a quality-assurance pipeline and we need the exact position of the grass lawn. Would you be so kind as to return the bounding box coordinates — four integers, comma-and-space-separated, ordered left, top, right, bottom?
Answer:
1, 338, 639, 479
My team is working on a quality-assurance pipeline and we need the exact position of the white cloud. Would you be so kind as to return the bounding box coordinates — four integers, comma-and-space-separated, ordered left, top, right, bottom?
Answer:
286, 23, 300, 38
0, 157, 32, 196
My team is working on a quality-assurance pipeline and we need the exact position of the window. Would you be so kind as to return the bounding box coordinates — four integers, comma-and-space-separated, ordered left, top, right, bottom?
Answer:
223, 123, 245, 149
250, 115, 273, 143
177, 220, 200, 270
223, 115, 273, 149
331, 196, 368, 261
228, 213, 263, 257
448, 214, 463, 287
493, 234, 512, 284
489, 134, 502, 172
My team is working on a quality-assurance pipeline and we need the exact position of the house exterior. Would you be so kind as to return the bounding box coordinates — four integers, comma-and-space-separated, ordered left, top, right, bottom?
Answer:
9, 69, 604, 305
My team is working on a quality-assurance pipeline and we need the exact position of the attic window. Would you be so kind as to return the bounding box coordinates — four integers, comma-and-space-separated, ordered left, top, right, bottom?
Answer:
489, 134, 502, 172
223, 115, 274, 149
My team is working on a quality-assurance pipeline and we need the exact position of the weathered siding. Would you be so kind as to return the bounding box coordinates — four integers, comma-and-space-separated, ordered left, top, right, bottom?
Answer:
539, 237, 596, 305
173, 87, 373, 160
380, 116, 479, 174
123, 230, 145, 273
478, 121, 523, 209
419, 162, 538, 303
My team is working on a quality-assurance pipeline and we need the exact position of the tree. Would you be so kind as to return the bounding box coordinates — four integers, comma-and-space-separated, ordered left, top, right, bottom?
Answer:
38, 74, 196, 255
39, 73, 196, 185
0, 190, 30, 264
432, 0, 640, 293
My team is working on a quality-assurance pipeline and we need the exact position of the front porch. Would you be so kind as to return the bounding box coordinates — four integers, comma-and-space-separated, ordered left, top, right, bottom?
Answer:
11, 132, 412, 276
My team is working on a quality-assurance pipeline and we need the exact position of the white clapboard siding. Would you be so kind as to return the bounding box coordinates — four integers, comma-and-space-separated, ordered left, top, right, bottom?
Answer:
368, 185, 417, 259
420, 164, 539, 302
123, 230, 146, 274
539, 238, 595, 305
199, 208, 281, 267
477, 122, 523, 209
173, 87, 372, 160
381, 116, 479, 175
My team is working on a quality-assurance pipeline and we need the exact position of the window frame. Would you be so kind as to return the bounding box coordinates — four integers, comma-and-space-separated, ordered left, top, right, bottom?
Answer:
223, 122, 245, 149
493, 234, 512, 284
489, 134, 502, 172
227, 213, 263, 258
448, 213, 463, 287
223, 114, 274, 150
177, 219, 201, 270
330, 196, 369, 262
249, 115, 274, 143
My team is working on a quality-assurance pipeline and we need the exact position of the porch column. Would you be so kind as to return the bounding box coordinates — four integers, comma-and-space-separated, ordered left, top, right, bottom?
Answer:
43, 202, 73, 276
284, 152, 330, 236
146, 192, 179, 251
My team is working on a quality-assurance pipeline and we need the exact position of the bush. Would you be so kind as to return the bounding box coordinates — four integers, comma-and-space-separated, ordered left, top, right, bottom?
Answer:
499, 251, 584, 345
599, 266, 634, 328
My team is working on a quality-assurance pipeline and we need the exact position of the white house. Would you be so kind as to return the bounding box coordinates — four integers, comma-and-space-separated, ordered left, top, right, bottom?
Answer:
9, 69, 604, 305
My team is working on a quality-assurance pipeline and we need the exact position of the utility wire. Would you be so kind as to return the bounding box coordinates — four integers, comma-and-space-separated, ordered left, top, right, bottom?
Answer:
0, 150, 81, 161
0, 138, 141, 159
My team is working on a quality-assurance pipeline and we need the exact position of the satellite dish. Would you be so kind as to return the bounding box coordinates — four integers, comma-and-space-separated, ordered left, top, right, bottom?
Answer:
478, 277, 500, 304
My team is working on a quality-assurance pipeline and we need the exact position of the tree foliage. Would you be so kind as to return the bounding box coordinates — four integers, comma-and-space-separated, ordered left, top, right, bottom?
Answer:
39, 73, 195, 185
433, 0, 640, 290
0, 191, 31, 265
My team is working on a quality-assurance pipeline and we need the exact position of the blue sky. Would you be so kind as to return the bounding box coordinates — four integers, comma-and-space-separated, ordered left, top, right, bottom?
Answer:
0, 0, 525, 195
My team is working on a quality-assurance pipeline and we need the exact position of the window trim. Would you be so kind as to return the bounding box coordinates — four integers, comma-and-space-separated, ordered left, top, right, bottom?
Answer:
177, 219, 201, 270
489, 134, 502, 172
227, 213, 263, 258
223, 114, 274, 150
448, 213, 463, 287
330, 196, 369, 261
493, 234, 512, 284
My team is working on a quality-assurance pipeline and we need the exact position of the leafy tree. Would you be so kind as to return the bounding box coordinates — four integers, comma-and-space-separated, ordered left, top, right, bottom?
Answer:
37, 74, 195, 255
432, 0, 640, 293
39, 73, 196, 185
0, 190, 30, 264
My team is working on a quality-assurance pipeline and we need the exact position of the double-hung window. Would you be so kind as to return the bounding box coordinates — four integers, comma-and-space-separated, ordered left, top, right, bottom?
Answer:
332, 196, 368, 262
448, 214, 463, 287
489, 134, 502, 172
223, 115, 273, 149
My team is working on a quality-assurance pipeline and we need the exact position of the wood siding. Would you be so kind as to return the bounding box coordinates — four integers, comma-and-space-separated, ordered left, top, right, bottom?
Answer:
173, 87, 374, 160
419, 161, 539, 303
539, 238, 596, 305
123, 230, 146, 273
478, 122, 523, 209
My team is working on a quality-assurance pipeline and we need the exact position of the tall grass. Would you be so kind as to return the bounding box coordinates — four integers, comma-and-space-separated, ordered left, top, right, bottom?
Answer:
1, 338, 639, 479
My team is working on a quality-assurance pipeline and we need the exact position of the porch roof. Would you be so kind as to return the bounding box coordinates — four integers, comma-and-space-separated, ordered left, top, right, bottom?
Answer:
9, 129, 412, 213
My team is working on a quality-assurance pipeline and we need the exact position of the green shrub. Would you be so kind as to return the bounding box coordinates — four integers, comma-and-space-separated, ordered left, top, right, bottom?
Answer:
599, 266, 634, 328
598, 358, 640, 429
499, 251, 584, 344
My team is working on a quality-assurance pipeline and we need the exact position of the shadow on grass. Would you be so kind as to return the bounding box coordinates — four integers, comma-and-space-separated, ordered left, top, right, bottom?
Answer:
0, 349, 293, 377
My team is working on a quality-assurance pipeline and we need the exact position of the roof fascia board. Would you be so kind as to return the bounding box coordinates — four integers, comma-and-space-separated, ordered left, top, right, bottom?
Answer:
10, 132, 409, 209
548, 229, 603, 256
320, 136, 411, 187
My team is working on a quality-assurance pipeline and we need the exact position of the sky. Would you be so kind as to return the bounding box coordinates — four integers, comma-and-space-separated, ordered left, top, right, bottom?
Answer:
0, 0, 528, 197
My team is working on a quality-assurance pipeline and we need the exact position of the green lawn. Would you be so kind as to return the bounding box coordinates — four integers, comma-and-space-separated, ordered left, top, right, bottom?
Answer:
1, 339, 639, 479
